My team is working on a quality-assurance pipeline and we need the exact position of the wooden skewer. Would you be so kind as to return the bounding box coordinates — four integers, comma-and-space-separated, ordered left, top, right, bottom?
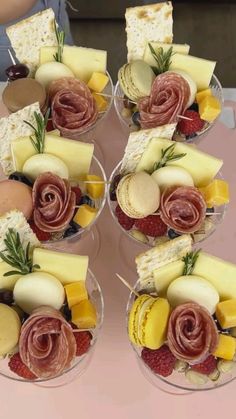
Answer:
83, 180, 111, 185
116, 273, 140, 297
8, 49, 16, 65
151, 211, 222, 216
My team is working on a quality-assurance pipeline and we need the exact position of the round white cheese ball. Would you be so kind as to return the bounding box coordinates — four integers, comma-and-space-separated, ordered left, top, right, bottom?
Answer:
167, 275, 219, 314
151, 166, 194, 190
35, 62, 75, 89
171, 69, 197, 108
23, 153, 69, 181
14, 272, 65, 314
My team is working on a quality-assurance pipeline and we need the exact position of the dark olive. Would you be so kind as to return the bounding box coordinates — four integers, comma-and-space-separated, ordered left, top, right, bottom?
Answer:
0, 289, 14, 305
132, 111, 141, 127
5, 63, 29, 81
8, 172, 33, 187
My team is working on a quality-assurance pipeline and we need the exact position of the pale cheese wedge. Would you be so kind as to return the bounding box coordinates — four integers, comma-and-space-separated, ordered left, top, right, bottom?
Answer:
0, 262, 21, 290
136, 234, 192, 287
125, 2, 173, 62
143, 42, 190, 67
6, 8, 57, 75
33, 248, 88, 285
40, 45, 107, 82
169, 53, 216, 91
121, 124, 176, 174
0, 102, 41, 175
136, 137, 223, 187
11, 134, 94, 180
154, 259, 185, 296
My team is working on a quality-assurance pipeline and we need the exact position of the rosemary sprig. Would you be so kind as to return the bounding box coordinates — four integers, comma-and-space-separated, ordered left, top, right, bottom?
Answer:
152, 144, 186, 172
149, 43, 173, 75
53, 19, 65, 63
0, 229, 40, 277
24, 109, 50, 154
182, 249, 201, 276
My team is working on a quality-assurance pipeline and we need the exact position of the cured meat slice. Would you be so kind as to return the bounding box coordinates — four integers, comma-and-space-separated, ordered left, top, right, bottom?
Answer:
160, 186, 206, 233
19, 306, 76, 379
49, 77, 98, 139
32, 172, 76, 233
138, 72, 190, 128
167, 302, 219, 364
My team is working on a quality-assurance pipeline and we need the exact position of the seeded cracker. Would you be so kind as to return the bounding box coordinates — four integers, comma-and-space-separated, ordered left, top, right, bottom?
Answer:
6, 8, 57, 75
125, 2, 173, 62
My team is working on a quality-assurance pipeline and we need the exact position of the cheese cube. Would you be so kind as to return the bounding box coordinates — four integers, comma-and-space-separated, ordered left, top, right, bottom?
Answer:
143, 42, 190, 68
71, 299, 97, 328
85, 174, 104, 199
199, 96, 221, 122
213, 334, 236, 360
40, 45, 107, 82
73, 205, 98, 228
170, 53, 216, 90
196, 88, 212, 104
32, 248, 88, 285
200, 179, 229, 207
216, 299, 236, 329
92, 93, 108, 112
87, 72, 109, 93
64, 282, 88, 309
11, 134, 94, 179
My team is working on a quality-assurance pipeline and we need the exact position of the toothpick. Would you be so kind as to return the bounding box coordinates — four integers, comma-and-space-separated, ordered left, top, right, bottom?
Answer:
151, 211, 221, 216
177, 115, 193, 121
8, 49, 16, 65
116, 273, 140, 297
83, 180, 111, 185
94, 92, 137, 105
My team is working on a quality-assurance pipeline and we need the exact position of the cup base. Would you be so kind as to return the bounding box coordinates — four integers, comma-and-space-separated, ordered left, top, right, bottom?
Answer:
118, 232, 147, 275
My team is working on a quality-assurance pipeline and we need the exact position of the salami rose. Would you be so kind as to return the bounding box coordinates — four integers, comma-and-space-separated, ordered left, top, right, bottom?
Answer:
167, 302, 218, 364
50, 77, 98, 139
138, 72, 190, 128
32, 172, 76, 233
19, 306, 76, 379
160, 186, 206, 233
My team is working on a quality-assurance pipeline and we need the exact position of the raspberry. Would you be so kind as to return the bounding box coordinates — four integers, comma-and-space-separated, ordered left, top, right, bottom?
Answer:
71, 186, 82, 205
46, 118, 54, 132
141, 345, 176, 377
115, 205, 135, 230
177, 110, 205, 136
74, 331, 92, 356
109, 174, 121, 201
135, 215, 167, 237
191, 355, 217, 375
28, 220, 51, 242
8, 353, 36, 380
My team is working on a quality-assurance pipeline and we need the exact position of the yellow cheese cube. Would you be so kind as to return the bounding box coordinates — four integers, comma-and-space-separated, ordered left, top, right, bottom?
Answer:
196, 88, 212, 104
73, 205, 98, 228
200, 179, 230, 207
85, 174, 104, 199
213, 334, 236, 360
71, 299, 97, 328
92, 92, 108, 112
216, 299, 236, 328
199, 96, 221, 122
32, 248, 88, 285
64, 281, 88, 309
87, 72, 109, 93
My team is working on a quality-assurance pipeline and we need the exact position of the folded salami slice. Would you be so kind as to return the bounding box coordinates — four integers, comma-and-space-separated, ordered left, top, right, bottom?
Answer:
138, 72, 190, 128
32, 172, 76, 233
160, 186, 206, 233
49, 77, 98, 139
167, 302, 219, 364
19, 306, 76, 379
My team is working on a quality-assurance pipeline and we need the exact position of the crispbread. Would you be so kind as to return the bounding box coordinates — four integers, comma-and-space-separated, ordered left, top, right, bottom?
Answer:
125, 2, 173, 62
135, 234, 192, 287
0, 102, 41, 175
120, 124, 176, 174
6, 8, 57, 75
0, 210, 40, 257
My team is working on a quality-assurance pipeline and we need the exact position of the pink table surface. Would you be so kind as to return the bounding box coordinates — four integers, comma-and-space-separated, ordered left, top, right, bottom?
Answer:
1, 102, 236, 419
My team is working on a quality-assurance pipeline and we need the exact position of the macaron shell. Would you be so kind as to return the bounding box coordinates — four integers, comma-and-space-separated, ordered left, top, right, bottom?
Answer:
142, 298, 171, 349
0, 303, 21, 356
2, 78, 46, 113
130, 60, 155, 98
0, 180, 33, 219
128, 294, 151, 346
128, 172, 160, 218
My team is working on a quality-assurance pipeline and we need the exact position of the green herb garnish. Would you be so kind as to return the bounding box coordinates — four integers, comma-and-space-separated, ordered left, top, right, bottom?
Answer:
152, 143, 186, 172
149, 43, 173, 75
182, 249, 201, 276
24, 109, 50, 154
0, 229, 40, 277
53, 20, 65, 63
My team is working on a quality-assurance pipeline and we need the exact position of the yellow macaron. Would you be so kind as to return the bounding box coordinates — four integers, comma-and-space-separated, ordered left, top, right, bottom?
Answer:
128, 294, 170, 350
